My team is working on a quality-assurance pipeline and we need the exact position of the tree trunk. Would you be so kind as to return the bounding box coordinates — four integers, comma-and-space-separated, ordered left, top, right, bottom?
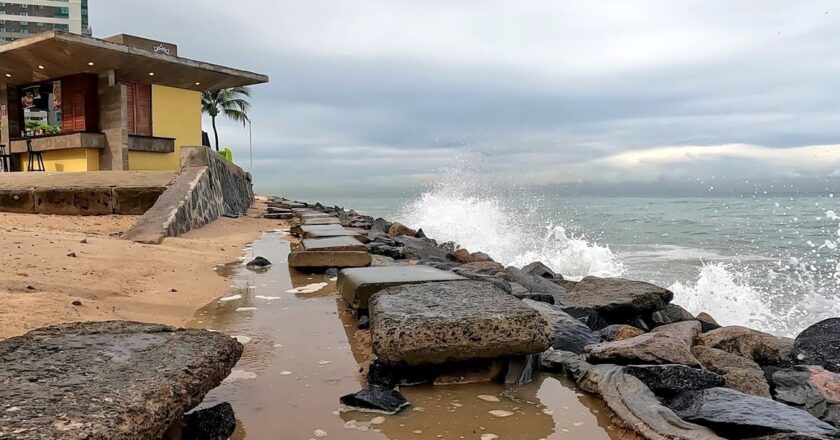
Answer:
212, 116, 220, 151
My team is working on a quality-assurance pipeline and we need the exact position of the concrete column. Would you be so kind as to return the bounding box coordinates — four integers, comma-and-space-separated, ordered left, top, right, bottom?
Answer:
0, 82, 21, 146
98, 71, 129, 170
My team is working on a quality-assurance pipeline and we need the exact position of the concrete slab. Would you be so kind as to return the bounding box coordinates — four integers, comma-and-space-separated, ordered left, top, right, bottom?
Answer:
265, 212, 294, 220
300, 224, 367, 241
298, 211, 333, 218
302, 236, 367, 251
337, 266, 466, 309
288, 251, 372, 269
302, 217, 341, 225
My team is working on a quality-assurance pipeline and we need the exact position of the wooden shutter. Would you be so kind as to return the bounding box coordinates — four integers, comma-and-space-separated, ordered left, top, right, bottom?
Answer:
121, 81, 152, 136
60, 74, 99, 133
135, 84, 152, 136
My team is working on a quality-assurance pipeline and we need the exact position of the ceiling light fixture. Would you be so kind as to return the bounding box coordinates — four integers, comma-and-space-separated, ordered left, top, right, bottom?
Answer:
88, 61, 95, 66
37, 65, 45, 70
195, 82, 201, 86
4, 73, 11, 78
148, 72, 155, 76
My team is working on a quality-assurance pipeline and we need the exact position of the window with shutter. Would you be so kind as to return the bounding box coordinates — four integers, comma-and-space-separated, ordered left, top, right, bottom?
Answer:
122, 81, 152, 136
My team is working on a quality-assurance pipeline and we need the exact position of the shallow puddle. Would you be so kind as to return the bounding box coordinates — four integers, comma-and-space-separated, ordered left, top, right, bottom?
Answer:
190, 232, 638, 439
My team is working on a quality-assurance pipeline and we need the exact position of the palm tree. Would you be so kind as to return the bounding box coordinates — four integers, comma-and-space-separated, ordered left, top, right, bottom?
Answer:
201, 87, 252, 151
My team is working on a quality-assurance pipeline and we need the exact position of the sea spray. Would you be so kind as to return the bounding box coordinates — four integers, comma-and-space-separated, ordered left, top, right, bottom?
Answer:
398, 185, 622, 280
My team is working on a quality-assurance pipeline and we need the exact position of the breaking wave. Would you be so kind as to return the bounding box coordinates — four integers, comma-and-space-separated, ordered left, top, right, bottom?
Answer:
398, 184, 623, 280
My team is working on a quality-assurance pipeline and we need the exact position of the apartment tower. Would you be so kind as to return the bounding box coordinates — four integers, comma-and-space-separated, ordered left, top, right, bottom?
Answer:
0, 0, 90, 44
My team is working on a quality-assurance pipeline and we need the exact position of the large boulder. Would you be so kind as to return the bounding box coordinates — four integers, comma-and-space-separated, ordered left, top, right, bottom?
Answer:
624, 364, 725, 398
772, 366, 840, 427
584, 333, 702, 367
393, 236, 451, 261
792, 318, 840, 373
521, 261, 558, 279
562, 276, 674, 322
504, 266, 566, 300
692, 345, 772, 398
697, 326, 794, 367
650, 304, 696, 326
561, 306, 609, 331
388, 222, 417, 237
369, 281, 551, 365
668, 387, 838, 438
578, 365, 726, 440
523, 299, 599, 354
451, 248, 473, 264
453, 260, 505, 276
0, 321, 242, 440
651, 320, 702, 346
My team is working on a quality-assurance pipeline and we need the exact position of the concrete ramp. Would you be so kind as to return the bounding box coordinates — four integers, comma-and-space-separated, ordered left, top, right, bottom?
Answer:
124, 147, 254, 244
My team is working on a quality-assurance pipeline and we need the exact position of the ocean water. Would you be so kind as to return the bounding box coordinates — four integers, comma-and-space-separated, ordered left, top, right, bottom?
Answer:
296, 185, 840, 338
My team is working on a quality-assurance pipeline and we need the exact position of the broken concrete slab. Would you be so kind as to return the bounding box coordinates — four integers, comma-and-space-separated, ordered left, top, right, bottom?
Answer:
0, 321, 242, 440
300, 224, 368, 242
288, 251, 372, 269
302, 216, 342, 225
301, 236, 367, 252
265, 212, 295, 220
336, 266, 465, 309
369, 281, 552, 365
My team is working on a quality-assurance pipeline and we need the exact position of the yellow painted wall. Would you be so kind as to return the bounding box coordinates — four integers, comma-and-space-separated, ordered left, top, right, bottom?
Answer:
128, 85, 201, 170
20, 148, 100, 172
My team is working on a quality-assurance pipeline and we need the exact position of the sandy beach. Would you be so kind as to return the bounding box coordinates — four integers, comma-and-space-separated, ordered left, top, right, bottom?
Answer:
0, 201, 284, 340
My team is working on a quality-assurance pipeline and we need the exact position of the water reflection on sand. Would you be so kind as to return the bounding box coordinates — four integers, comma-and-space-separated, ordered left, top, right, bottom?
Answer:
189, 231, 638, 439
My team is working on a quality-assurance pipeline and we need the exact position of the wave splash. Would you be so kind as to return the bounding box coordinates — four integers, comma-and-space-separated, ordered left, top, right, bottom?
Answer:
398, 185, 623, 280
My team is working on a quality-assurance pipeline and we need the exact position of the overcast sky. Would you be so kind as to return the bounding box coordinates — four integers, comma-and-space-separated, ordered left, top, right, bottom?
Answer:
96, 1, 840, 196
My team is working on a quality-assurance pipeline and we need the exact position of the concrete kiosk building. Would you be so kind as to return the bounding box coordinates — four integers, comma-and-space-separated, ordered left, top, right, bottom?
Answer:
0, 31, 268, 172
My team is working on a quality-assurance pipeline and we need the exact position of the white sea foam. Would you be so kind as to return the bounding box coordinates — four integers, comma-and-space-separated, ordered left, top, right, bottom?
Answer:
286, 282, 328, 294
399, 187, 622, 280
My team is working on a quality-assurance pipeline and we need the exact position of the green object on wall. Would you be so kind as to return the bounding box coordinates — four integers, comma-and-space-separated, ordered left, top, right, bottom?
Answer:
219, 148, 233, 162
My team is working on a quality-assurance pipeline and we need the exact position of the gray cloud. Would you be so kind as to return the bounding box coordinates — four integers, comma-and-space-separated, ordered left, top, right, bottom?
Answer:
94, 1, 840, 196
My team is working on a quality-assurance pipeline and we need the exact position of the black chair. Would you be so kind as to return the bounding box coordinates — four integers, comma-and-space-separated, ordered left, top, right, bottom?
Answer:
0, 144, 11, 172
26, 140, 44, 172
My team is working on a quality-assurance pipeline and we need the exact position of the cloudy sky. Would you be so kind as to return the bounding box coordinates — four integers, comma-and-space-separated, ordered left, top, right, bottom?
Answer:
97, 1, 840, 196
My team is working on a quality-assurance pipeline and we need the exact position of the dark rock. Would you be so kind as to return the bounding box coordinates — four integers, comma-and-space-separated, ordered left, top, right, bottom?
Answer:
71, 300, 82, 306
372, 218, 393, 233
650, 304, 695, 326
421, 260, 461, 271
793, 318, 840, 373
66, 252, 77, 258
221, 213, 239, 219
438, 241, 458, 253
369, 281, 551, 365
180, 402, 236, 440
357, 315, 370, 329
521, 261, 558, 279
504, 354, 539, 385
366, 242, 404, 259
245, 256, 272, 270
560, 306, 609, 331
698, 312, 722, 332
772, 365, 840, 427
600, 324, 645, 342
577, 364, 724, 439
504, 266, 566, 301
563, 276, 674, 323
414, 228, 427, 238
540, 350, 594, 382
457, 260, 505, 275
513, 292, 555, 304
524, 299, 599, 354
451, 248, 473, 264
392, 236, 450, 261
450, 270, 512, 294
697, 326, 794, 367
367, 361, 398, 388
651, 320, 702, 346
339, 386, 410, 415
668, 387, 838, 438
584, 333, 701, 367
0, 321, 243, 440
325, 268, 340, 277
624, 364, 725, 397
692, 345, 772, 398
470, 252, 494, 262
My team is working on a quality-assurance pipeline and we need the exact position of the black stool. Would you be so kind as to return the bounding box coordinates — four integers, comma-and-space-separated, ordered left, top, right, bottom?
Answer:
0, 144, 11, 172
26, 140, 44, 172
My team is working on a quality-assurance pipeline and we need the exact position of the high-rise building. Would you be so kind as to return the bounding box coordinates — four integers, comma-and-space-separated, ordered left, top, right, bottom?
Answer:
0, 0, 91, 44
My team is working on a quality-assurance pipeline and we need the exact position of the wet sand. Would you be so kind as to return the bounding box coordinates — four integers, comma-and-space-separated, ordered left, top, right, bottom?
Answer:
0, 203, 282, 339
191, 231, 641, 439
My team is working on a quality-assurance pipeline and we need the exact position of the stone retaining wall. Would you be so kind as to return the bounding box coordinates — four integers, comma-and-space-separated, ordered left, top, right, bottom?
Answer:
124, 147, 254, 244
